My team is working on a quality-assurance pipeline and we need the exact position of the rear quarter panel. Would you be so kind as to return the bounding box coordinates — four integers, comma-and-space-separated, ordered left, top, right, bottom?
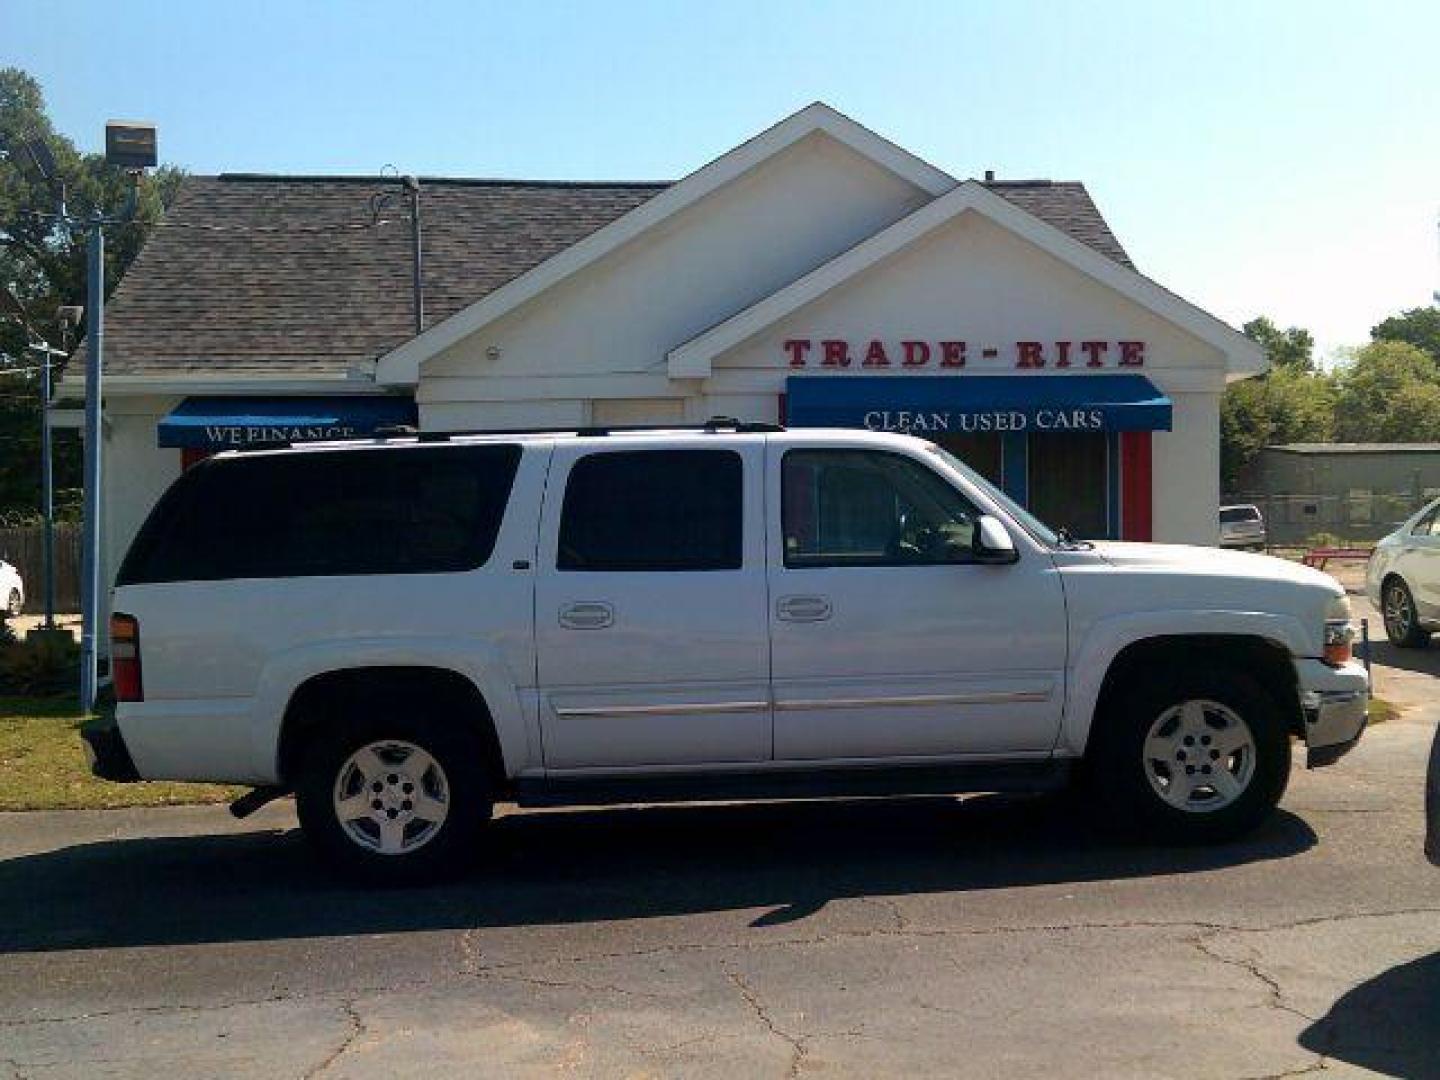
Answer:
112, 443, 550, 783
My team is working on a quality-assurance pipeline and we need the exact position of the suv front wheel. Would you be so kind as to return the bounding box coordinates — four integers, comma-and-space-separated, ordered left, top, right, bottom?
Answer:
295, 706, 492, 884
1090, 668, 1291, 843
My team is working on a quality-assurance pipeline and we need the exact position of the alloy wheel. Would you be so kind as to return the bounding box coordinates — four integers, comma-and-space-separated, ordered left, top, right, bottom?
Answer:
332, 740, 451, 855
1384, 582, 1414, 641
1142, 699, 1257, 813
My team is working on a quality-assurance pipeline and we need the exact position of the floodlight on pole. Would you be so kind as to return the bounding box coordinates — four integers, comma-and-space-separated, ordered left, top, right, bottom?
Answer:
104, 122, 157, 171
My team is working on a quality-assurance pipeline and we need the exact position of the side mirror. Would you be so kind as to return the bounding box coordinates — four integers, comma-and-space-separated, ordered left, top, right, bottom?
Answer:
972, 515, 1019, 564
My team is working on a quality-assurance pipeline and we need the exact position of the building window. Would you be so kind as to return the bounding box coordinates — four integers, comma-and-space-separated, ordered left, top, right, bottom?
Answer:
1028, 433, 1109, 541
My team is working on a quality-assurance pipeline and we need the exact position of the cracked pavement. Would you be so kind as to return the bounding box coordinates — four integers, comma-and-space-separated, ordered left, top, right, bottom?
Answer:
1, 594, 1436, 1077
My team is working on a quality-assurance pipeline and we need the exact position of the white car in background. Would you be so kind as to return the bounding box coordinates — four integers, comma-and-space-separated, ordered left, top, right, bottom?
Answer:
0, 558, 23, 617
1219, 504, 1267, 551
1366, 497, 1440, 647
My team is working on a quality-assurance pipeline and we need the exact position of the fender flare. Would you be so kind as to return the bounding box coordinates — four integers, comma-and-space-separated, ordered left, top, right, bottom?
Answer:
248, 637, 529, 783
1060, 609, 1308, 756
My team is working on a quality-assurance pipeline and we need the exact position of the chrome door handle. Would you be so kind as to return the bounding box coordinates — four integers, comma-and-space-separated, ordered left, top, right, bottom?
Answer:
559, 601, 615, 629
776, 594, 832, 622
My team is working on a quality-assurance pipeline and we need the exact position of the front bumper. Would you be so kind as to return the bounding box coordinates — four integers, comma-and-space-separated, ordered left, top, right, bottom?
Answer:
80, 714, 140, 782
1296, 658, 1370, 769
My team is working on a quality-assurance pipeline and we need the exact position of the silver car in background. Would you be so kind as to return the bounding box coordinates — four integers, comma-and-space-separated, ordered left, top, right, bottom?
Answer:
1366, 497, 1440, 648
0, 558, 23, 617
1219, 504, 1266, 550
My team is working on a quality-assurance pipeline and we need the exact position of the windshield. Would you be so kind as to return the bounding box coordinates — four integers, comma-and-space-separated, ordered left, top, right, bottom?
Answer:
926, 445, 1062, 548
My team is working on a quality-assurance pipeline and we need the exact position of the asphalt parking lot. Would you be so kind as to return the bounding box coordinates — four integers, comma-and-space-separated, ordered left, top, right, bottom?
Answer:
1, 585, 1436, 1078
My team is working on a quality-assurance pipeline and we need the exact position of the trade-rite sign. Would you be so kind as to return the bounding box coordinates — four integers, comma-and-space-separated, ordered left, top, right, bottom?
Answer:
782, 339, 1146, 369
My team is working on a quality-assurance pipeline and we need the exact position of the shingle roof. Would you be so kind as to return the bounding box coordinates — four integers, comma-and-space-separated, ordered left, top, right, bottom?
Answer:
96, 176, 666, 376
92, 173, 1132, 378
983, 181, 1133, 269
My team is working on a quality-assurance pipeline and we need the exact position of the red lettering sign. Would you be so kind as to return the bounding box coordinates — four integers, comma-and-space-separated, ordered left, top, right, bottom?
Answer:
783, 339, 812, 367
781, 339, 1143, 371
901, 341, 930, 367
1016, 341, 1045, 368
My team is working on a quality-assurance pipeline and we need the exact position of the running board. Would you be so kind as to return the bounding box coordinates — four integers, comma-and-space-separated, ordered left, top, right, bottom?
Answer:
510, 759, 1071, 808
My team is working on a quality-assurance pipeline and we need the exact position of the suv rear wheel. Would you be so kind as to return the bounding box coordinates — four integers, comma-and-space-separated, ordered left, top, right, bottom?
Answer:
1090, 667, 1291, 843
294, 704, 492, 884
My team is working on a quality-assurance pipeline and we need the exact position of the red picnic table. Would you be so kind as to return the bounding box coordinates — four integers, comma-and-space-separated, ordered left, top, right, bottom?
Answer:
1301, 546, 1374, 570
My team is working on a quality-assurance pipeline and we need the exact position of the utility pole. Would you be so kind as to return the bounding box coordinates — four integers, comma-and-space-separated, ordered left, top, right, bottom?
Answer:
25, 336, 67, 631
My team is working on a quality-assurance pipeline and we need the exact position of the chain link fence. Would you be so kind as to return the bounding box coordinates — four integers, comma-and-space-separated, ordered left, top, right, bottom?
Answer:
1227, 490, 1438, 547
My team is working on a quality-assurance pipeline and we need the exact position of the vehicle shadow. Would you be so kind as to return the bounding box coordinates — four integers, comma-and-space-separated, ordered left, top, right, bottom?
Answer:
0, 795, 1317, 954
1299, 951, 1440, 1078
1365, 637, 1440, 679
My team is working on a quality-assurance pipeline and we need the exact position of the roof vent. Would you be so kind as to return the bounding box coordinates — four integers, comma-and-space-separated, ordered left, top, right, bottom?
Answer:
984, 169, 995, 183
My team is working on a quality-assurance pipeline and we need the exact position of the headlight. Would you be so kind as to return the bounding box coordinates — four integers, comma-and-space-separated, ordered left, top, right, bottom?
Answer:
1323, 621, 1354, 664
1323, 595, 1354, 665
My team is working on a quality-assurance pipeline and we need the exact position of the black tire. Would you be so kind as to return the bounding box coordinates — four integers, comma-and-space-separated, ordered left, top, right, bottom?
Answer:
1382, 576, 1430, 649
5, 590, 19, 617
294, 695, 493, 885
1089, 667, 1291, 844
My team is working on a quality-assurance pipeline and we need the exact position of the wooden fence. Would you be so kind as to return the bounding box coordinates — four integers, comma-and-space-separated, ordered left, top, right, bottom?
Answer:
0, 523, 82, 614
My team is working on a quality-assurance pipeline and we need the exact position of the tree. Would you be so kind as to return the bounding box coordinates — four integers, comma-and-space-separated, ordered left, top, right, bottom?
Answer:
0, 67, 183, 519
1221, 316, 1334, 490
1221, 363, 1336, 489
1333, 340, 1440, 442
1242, 316, 1315, 373
1371, 306, 1440, 365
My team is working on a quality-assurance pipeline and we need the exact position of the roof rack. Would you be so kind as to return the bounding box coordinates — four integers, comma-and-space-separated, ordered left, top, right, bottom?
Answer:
234, 416, 784, 453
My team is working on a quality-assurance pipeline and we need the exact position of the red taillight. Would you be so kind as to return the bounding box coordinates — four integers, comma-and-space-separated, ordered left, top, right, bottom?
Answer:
110, 613, 143, 702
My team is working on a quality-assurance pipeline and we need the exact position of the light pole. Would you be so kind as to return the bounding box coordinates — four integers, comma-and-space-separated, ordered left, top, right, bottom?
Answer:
77, 121, 157, 712
78, 213, 105, 710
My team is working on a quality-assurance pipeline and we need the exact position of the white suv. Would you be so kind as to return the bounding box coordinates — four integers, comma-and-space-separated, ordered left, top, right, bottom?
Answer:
85, 421, 1369, 883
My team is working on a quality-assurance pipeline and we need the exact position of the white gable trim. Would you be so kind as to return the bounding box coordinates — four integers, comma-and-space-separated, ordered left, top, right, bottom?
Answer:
667, 180, 1266, 380
375, 103, 957, 386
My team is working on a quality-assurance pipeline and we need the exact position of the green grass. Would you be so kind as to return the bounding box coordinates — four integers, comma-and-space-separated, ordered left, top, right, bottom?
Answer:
0, 696, 242, 811
1367, 696, 1399, 726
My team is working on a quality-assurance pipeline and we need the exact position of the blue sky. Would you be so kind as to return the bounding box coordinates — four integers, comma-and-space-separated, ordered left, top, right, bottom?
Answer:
5, 0, 1438, 358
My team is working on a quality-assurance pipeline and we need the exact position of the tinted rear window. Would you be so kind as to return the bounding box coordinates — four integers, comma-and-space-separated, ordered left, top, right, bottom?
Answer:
1219, 507, 1260, 523
118, 444, 521, 584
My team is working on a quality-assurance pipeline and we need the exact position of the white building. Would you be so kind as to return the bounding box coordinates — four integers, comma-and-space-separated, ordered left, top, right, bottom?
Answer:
75, 103, 1264, 582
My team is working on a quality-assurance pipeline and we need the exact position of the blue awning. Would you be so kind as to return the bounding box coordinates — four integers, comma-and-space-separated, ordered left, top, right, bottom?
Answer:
786, 374, 1171, 434
157, 396, 418, 449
